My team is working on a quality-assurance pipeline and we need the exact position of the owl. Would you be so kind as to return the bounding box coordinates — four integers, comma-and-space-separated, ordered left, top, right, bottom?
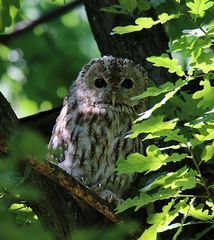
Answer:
48, 56, 147, 204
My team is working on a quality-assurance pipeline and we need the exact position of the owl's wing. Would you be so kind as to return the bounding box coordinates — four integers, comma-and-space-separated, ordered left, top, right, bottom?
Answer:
48, 96, 70, 164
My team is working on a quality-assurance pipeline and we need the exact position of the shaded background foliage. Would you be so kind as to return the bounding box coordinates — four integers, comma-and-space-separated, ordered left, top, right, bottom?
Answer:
0, 0, 99, 117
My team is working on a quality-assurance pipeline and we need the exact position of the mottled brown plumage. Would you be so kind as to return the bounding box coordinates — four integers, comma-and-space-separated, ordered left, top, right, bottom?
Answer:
48, 56, 147, 203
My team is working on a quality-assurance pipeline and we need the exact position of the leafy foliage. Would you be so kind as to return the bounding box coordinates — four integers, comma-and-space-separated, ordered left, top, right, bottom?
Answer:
113, 12, 181, 34
0, 0, 99, 117
186, 0, 214, 17
112, 0, 214, 239
0, 130, 50, 239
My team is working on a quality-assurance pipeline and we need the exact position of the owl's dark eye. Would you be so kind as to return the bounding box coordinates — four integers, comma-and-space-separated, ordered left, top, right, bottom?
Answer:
121, 78, 133, 89
95, 78, 107, 88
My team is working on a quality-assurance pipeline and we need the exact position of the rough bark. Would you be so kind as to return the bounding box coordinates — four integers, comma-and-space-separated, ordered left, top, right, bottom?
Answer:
0, 92, 18, 154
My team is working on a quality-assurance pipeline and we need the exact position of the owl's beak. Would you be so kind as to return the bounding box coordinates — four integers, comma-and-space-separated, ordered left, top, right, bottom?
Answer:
112, 93, 116, 106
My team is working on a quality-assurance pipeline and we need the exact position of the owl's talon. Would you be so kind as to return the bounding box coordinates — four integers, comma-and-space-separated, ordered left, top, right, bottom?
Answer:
100, 190, 123, 206
91, 183, 102, 192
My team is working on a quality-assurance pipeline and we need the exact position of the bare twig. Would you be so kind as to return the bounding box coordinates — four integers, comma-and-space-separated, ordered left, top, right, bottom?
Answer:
28, 159, 122, 224
0, 0, 82, 44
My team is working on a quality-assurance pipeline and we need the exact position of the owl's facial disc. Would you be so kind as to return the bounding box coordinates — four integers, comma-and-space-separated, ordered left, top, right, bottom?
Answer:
79, 56, 147, 108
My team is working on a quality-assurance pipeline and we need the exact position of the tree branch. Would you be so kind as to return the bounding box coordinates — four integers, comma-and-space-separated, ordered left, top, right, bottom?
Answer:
0, 0, 82, 44
28, 159, 122, 224
19, 107, 61, 138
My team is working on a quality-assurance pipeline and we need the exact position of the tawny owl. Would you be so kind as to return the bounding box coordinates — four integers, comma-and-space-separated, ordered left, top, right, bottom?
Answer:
48, 56, 147, 204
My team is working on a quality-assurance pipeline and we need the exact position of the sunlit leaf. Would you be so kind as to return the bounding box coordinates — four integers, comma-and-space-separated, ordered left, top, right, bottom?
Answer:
132, 79, 185, 100
130, 115, 177, 138
195, 126, 214, 141
113, 17, 155, 34
179, 200, 214, 221
117, 189, 177, 213
116, 145, 187, 174
136, 79, 190, 121
141, 166, 199, 192
201, 140, 214, 162
147, 53, 185, 76
186, 0, 214, 17
144, 129, 188, 145
193, 79, 214, 110
139, 199, 180, 240
158, 12, 182, 24
138, 225, 157, 240
112, 24, 143, 34
113, 13, 181, 34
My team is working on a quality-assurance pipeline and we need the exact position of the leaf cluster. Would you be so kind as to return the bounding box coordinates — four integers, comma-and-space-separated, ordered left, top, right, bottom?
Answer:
0, 129, 50, 239
113, 0, 214, 239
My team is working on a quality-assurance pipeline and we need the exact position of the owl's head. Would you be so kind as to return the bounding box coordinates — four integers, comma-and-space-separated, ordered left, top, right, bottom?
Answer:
75, 56, 147, 109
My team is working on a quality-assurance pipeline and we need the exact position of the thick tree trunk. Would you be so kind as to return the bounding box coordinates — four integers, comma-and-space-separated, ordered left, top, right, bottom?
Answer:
0, 92, 18, 154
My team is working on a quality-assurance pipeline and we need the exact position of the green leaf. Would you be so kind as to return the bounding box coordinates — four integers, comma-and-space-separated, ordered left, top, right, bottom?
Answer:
137, 0, 151, 11
143, 129, 188, 145
130, 115, 177, 138
191, 57, 214, 73
132, 79, 185, 100
0, 0, 20, 32
136, 79, 190, 121
171, 35, 196, 53
135, 17, 156, 28
116, 192, 153, 213
138, 225, 157, 240
113, 17, 156, 34
141, 166, 199, 192
179, 201, 214, 221
158, 12, 182, 24
117, 189, 178, 213
168, 92, 205, 121
193, 80, 214, 110
119, 0, 138, 13
147, 53, 185, 76
201, 140, 214, 162
139, 199, 180, 240
116, 145, 187, 174
113, 13, 182, 34
194, 126, 214, 142
186, 0, 214, 18
112, 24, 143, 34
